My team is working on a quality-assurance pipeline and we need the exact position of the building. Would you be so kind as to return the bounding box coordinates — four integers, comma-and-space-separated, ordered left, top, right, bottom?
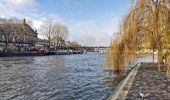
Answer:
36, 39, 48, 48
0, 18, 38, 51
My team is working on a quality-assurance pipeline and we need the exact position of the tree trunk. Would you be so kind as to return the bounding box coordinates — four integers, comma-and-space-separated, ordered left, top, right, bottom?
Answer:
5, 42, 8, 52
4, 36, 9, 52
48, 41, 50, 50
153, 48, 154, 63
18, 43, 21, 51
158, 46, 163, 71
48, 36, 51, 51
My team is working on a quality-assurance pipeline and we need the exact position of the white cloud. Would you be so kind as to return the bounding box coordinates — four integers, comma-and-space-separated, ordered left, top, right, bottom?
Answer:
0, 0, 62, 30
33, 20, 43, 29
31, 14, 63, 39
106, 16, 120, 35
0, 0, 120, 46
0, 0, 37, 19
32, 14, 63, 29
66, 17, 120, 46
6, 0, 35, 6
0, 0, 45, 39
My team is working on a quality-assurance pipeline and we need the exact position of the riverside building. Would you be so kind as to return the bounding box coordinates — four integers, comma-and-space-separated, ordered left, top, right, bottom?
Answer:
0, 19, 38, 51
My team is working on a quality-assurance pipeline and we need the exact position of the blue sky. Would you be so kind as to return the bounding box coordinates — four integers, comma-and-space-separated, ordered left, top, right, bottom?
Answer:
37, 0, 130, 20
0, 0, 131, 46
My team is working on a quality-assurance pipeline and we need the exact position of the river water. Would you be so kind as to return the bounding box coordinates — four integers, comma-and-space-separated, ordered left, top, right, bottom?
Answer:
0, 52, 118, 100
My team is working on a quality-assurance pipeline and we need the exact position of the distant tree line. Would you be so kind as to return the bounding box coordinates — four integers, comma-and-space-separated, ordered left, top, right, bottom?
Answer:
66, 41, 82, 47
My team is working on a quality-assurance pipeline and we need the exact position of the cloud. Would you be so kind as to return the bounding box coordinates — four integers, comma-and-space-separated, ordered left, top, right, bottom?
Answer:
0, 0, 37, 18
31, 14, 63, 39
32, 14, 63, 29
0, 0, 120, 46
32, 20, 43, 29
66, 17, 120, 46
106, 16, 120, 35
0, 0, 62, 29
6, 0, 35, 6
0, 0, 48, 39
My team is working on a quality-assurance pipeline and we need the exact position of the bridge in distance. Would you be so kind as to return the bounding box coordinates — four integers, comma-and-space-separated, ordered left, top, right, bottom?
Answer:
56, 46, 110, 52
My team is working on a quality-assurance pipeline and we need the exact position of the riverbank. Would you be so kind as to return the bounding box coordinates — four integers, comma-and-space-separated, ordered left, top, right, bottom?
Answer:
126, 63, 170, 99
0, 50, 84, 57
109, 64, 140, 100
110, 62, 170, 100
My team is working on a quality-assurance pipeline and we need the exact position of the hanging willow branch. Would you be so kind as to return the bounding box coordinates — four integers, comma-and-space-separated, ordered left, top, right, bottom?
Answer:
107, 0, 170, 74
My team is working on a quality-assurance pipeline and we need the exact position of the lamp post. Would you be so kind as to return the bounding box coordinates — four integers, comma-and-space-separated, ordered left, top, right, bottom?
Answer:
152, 0, 158, 6
151, 0, 159, 63
152, 0, 162, 71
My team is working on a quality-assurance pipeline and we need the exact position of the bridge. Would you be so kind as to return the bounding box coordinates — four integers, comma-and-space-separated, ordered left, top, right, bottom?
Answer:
55, 46, 110, 52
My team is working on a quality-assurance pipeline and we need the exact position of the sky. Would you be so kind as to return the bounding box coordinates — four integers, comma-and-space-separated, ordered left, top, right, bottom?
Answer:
0, 0, 131, 46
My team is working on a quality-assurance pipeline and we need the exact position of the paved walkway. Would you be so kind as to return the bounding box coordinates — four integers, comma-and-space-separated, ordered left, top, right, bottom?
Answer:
126, 63, 170, 100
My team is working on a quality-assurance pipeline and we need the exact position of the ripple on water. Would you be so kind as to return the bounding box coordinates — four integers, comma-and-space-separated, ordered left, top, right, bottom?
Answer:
0, 53, 117, 100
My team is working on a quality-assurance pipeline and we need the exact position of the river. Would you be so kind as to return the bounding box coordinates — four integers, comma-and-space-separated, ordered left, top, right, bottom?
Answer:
0, 52, 118, 100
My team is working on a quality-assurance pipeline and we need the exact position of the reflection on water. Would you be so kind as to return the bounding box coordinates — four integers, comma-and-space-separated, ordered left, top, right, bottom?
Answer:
0, 53, 117, 100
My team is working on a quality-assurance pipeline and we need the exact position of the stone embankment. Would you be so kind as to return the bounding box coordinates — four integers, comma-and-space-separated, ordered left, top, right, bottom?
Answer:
110, 64, 140, 100
110, 63, 170, 100
0, 50, 84, 57
126, 63, 170, 100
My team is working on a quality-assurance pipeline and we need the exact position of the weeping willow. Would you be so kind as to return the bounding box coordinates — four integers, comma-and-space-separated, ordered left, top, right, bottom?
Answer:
107, 0, 170, 76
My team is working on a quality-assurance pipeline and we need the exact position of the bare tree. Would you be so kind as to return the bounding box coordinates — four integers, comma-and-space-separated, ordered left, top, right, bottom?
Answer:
67, 41, 82, 47
41, 19, 69, 50
14, 23, 25, 51
41, 20, 58, 50
52, 24, 69, 47
0, 18, 14, 52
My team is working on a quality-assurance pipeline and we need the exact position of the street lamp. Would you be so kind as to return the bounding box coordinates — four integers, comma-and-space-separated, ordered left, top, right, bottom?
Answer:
152, 0, 158, 6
